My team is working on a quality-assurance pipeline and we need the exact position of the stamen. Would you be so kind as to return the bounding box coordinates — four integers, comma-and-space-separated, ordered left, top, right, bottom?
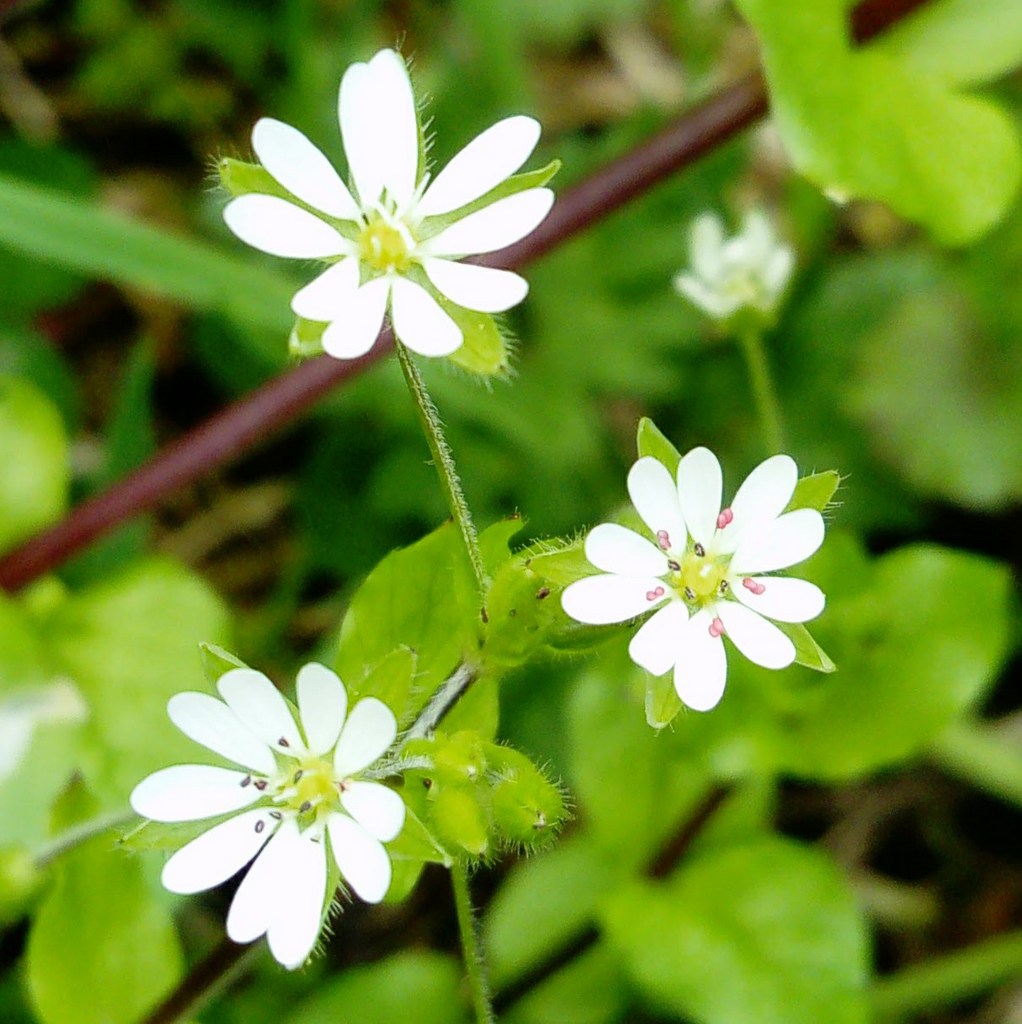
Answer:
254, 779, 268, 791
717, 507, 734, 530
269, 810, 283, 820
255, 820, 265, 834
742, 578, 766, 596
293, 770, 304, 783
719, 579, 729, 593
656, 529, 671, 551
278, 737, 290, 748
694, 543, 706, 557
240, 775, 252, 788
684, 586, 696, 601
708, 617, 725, 638
645, 586, 666, 602
299, 800, 313, 813
667, 559, 681, 572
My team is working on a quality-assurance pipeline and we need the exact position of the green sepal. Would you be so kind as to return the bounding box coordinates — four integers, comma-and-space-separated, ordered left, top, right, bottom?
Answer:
218, 157, 289, 201
441, 301, 510, 378
289, 316, 328, 360
777, 621, 836, 673
0, 847, 46, 926
786, 470, 841, 514
420, 159, 560, 236
433, 730, 488, 785
645, 672, 684, 731
482, 554, 563, 668
118, 813, 228, 853
636, 417, 682, 474
429, 783, 490, 859
526, 538, 591, 587
198, 642, 249, 686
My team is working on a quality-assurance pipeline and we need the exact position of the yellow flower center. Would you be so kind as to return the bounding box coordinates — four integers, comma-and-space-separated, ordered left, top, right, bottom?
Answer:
359, 218, 412, 273
274, 756, 342, 821
676, 549, 727, 602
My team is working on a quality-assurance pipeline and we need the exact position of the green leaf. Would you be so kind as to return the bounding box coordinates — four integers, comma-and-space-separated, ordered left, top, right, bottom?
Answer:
635, 416, 682, 474
0, 376, 69, 556
281, 951, 469, 1024
601, 838, 870, 1024
0, 173, 297, 332
874, 0, 1022, 88
786, 470, 841, 513
42, 558, 232, 803
736, 0, 1022, 243
26, 787, 183, 1024
347, 646, 419, 727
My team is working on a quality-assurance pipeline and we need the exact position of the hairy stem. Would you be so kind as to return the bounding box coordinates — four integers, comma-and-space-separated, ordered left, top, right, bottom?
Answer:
396, 342, 488, 596
404, 663, 479, 742
452, 862, 496, 1024
35, 808, 135, 867
737, 330, 784, 454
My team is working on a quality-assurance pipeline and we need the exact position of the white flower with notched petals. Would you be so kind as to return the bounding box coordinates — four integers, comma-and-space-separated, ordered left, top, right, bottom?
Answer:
562, 447, 825, 712
131, 663, 404, 970
673, 211, 794, 321
223, 48, 553, 361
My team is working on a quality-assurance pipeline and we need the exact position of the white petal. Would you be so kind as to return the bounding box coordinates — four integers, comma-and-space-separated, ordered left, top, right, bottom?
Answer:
677, 447, 722, 549
628, 601, 688, 676
762, 246, 794, 296
673, 273, 736, 319
291, 258, 360, 321
333, 698, 397, 776
389, 276, 462, 357
421, 258, 528, 313
627, 457, 686, 554
267, 829, 328, 969
218, 668, 303, 754
690, 213, 725, 281
226, 817, 299, 944
717, 601, 795, 669
167, 692, 276, 775
251, 117, 360, 220
223, 195, 346, 259
297, 663, 347, 756
418, 115, 541, 217
419, 188, 554, 257
731, 576, 825, 623
341, 781, 406, 842
584, 523, 668, 576
672, 609, 728, 712
729, 508, 825, 574
739, 210, 774, 267
560, 574, 668, 625
130, 765, 260, 823
321, 276, 390, 359
327, 813, 392, 903
161, 808, 275, 894
340, 50, 418, 208
716, 454, 798, 555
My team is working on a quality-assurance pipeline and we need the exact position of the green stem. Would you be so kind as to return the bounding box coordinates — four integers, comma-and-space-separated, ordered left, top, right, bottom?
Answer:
930, 720, 1022, 808
35, 807, 135, 867
737, 330, 784, 454
870, 930, 1022, 1019
451, 861, 496, 1024
396, 342, 488, 595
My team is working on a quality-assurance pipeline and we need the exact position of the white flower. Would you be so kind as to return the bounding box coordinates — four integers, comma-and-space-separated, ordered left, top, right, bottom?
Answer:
0, 680, 87, 782
223, 48, 553, 360
130, 663, 404, 969
673, 211, 794, 321
561, 447, 825, 712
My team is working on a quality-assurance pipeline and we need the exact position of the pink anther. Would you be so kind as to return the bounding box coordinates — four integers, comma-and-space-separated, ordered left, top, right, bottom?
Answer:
656, 529, 671, 551
716, 507, 734, 530
645, 586, 666, 602
742, 578, 766, 596
708, 616, 725, 638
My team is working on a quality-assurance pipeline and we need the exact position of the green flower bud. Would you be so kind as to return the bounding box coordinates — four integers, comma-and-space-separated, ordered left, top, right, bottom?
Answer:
429, 784, 490, 858
485, 745, 568, 850
483, 556, 561, 668
433, 731, 487, 785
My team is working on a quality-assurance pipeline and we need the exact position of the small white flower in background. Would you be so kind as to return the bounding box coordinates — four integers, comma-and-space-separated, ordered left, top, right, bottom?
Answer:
0, 680, 88, 781
673, 210, 794, 322
131, 663, 404, 970
561, 447, 825, 712
223, 48, 553, 360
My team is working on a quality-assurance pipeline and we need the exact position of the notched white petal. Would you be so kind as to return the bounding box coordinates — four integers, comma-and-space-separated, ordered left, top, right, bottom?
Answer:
729, 508, 824, 575
267, 828, 328, 969
389, 276, 462, 357
291, 257, 360, 322
341, 781, 406, 842
327, 813, 392, 903
672, 609, 728, 712
251, 117, 359, 220
223, 195, 346, 259
218, 668, 303, 753
321, 276, 390, 360
297, 662, 347, 756
628, 601, 687, 676
561, 573, 667, 626
584, 523, 668, 577
419, 188, 554, 257
717, 601, 795, 669
167, 691, 276, 775
365, 49, 419, 208
130, 764, 260, 823
418, 115, 542, 218
421, 258, 528, 314
717, 454, 798, 555
731, 576, 825, 623
226, 818, 299, 944
627, 457, 686, 552
334, 697, 397, 776
690, 212, 726, 281
677, 446, 723, 549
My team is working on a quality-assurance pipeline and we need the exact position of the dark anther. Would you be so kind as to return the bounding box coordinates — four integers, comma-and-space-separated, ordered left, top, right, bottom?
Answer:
278, 737, 290, 748
423, 778, 433, 789
255, 820, 265, 834
667, 560, 681, 572
694, 543, 705, 557
719, 580, 729, 593
293, 770, 304, 782
240, 775, 252, 788
684, 587, 696, 601
254, 779, 268, 791
536, 586, 550, 600
269, 810, 283, 820
299, 800, 312, 813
